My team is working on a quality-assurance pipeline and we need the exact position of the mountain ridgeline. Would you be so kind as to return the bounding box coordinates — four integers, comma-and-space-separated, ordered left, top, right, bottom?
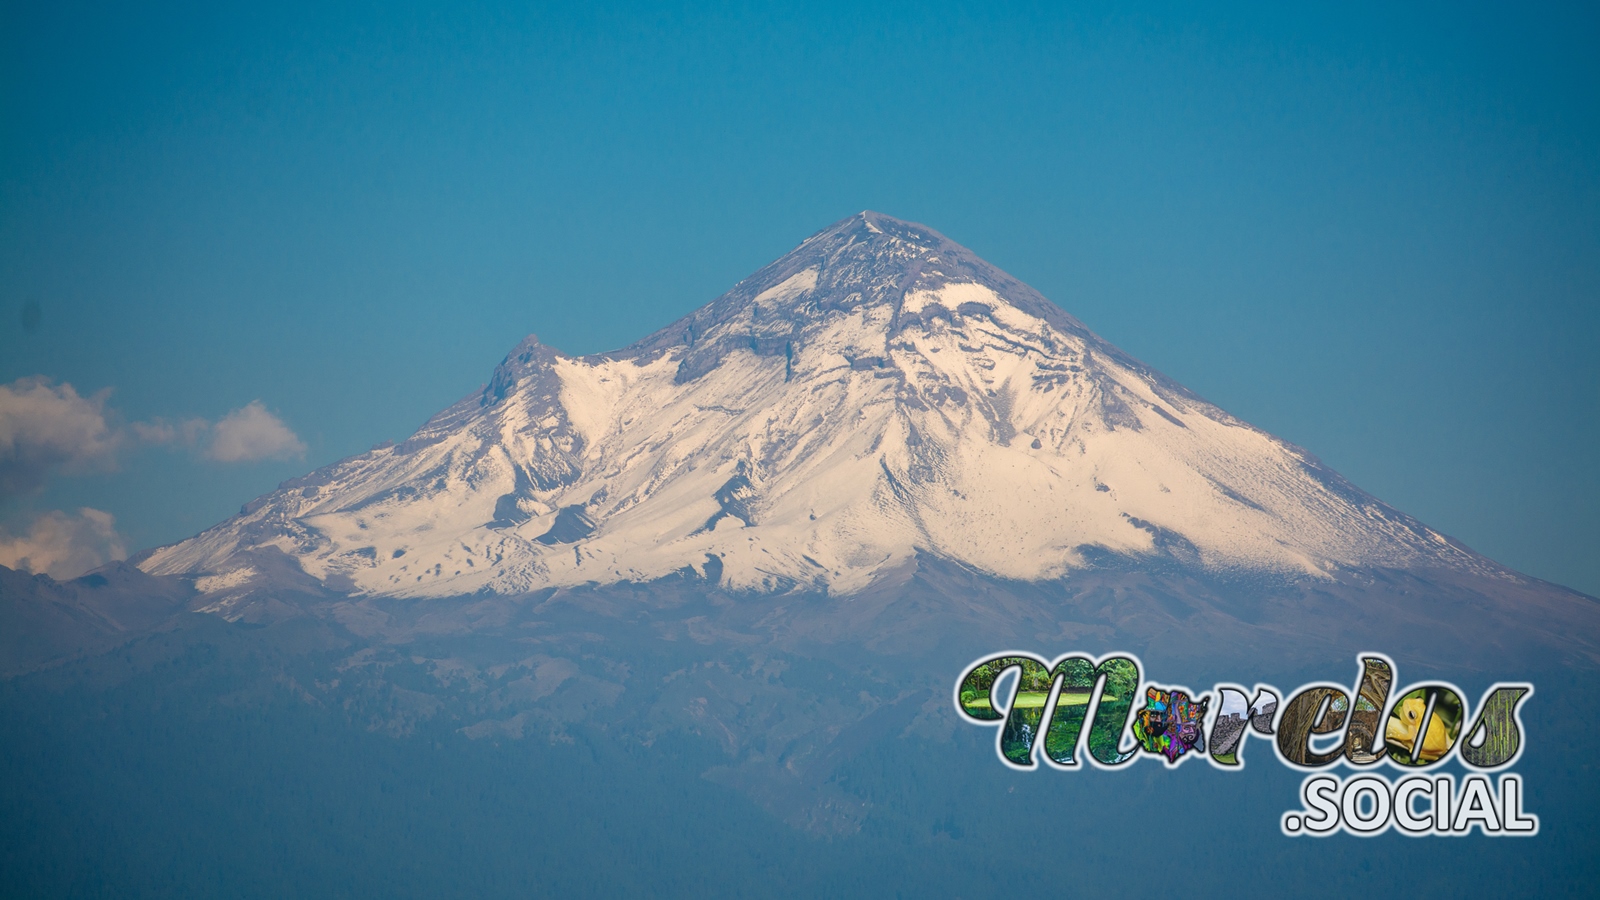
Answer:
138, 211, 1506, 608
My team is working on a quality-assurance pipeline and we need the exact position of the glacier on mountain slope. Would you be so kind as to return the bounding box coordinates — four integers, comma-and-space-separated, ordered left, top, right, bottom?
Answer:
138, 212, 1483, 605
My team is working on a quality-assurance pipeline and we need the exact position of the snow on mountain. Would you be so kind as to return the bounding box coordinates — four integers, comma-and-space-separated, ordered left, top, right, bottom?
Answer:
137, 212, 1488, 607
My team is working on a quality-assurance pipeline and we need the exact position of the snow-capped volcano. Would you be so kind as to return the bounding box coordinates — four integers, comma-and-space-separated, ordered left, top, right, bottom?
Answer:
139, 212, 1487, 604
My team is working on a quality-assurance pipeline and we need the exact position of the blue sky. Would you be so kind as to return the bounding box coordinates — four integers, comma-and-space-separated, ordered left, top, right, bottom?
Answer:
1, 1, 1596, 595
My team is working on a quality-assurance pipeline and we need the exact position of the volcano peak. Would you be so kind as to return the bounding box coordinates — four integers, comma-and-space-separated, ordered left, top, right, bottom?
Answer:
139, 214, 1492, 609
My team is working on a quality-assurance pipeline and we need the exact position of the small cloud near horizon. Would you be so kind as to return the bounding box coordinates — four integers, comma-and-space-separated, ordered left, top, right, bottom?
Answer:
204, 401, 307, 463
0, 378, 121, 497
0, 507, 128, 580
0, 379, 308, 579
0, 377, 308, 502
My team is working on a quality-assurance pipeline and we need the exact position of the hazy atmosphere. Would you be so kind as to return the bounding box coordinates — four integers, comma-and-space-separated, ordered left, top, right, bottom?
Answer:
4, 5, 1599, 896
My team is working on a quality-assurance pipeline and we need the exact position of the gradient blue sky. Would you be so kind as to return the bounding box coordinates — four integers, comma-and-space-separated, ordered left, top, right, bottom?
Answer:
2, 1, 1596, 595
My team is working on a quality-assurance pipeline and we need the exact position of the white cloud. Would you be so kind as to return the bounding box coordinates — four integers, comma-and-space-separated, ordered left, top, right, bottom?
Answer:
205, 401, 307, 463
0, 378, 121, 497
0, 376, 308, 504
0, 507, 128, 580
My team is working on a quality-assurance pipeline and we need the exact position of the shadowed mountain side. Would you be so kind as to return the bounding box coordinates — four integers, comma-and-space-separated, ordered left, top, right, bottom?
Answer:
5, 552, 1595, 832
815, 556, 1600, 674
7, 644, 1595, 896
0, 563, 195, 676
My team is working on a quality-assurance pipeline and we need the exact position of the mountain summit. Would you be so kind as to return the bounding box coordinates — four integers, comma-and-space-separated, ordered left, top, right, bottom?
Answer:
139, 212, 1489, 608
